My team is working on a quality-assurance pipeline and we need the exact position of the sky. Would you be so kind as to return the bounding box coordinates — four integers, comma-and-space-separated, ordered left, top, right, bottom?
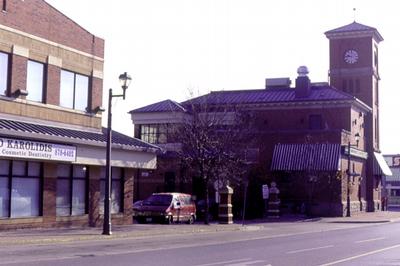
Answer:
45, 0, 400, 154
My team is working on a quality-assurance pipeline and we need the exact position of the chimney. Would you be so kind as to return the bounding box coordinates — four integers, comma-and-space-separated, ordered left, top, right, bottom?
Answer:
295, 66, 311, 98
265, 78, 291, 89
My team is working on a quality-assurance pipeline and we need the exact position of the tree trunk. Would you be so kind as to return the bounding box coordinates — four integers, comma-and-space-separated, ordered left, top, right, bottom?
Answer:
204, 182, 210, 225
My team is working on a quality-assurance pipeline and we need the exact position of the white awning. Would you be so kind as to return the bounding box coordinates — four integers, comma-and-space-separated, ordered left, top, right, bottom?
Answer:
374, 152, 392, 176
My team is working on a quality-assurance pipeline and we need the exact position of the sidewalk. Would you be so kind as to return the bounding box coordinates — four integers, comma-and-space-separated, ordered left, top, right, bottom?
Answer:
320, 209, 400, 223
1, 211, 400, 246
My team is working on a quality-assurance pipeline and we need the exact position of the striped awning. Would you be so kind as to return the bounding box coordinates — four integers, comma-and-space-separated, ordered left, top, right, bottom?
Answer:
373, 152, 392, 176
271, 143, 341, 171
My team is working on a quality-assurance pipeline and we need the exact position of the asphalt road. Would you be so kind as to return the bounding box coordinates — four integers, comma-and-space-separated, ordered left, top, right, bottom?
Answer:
2, 221, 400, 266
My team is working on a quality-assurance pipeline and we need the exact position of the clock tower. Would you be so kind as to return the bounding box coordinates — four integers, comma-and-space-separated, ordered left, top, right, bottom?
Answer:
325, 22, 384, 211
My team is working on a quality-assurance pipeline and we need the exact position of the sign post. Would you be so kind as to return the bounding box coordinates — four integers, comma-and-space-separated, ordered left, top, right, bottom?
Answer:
262, 184, 269, 217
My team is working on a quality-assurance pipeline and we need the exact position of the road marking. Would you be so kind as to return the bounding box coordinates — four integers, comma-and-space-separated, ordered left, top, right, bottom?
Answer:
355, 237, 385, 243
318, 243, 400, 266
195, 258, 270, 266
195, 258, 251, 266
227, 260, 266, 266
287, 245, 333, 254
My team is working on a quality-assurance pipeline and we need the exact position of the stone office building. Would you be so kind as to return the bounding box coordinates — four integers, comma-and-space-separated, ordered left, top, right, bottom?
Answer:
0, 0, 157, 229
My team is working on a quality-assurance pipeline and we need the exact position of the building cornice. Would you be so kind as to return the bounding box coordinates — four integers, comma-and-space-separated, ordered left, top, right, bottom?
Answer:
239, 99, 371, 113
0, 24, 104, 62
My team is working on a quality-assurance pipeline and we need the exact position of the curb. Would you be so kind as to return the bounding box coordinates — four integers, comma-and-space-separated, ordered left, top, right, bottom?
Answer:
1, 214, 399, 246
326, 220, 390, 224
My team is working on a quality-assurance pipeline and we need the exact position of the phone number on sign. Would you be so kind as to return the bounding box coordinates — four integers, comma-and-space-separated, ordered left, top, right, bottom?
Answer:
54, 147, 75, 158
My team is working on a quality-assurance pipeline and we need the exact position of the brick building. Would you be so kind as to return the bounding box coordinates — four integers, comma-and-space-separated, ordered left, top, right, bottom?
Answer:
0, 0, 157, 229
383, 155, 400, 207
129, 22, 391, 217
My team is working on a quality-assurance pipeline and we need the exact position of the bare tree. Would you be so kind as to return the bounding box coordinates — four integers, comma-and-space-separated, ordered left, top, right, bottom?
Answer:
175, 98, 253, 224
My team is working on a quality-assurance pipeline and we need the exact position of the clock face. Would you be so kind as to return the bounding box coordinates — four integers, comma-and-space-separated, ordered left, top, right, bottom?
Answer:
344, 49, 359, 64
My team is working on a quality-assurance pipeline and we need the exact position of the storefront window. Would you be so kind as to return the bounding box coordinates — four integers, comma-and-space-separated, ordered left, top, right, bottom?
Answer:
60, 70, 89, 112
11, 161, 41, 218
71, 166, 86, 215
11, 177, 40, 218
100, 167, 123, 214
0, 160, 42, 218
26, 60, 44, 102
0, 160, 10, 217
56, 164, 87, 216
0, 52, 8, 96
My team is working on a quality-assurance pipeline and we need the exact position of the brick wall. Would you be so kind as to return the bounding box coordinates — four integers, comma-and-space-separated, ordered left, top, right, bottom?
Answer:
90, 76, 103, 112
89, 166, 101, 227
45, 64, 60, 105
0, 0, 104, 129
42, 163, 57, 226
10, 54, 27, 96
0, 0, 104, 58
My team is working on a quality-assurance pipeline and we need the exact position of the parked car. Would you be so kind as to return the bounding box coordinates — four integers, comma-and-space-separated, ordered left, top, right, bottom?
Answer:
133, 193, 196, 224
133, 200, 143, 211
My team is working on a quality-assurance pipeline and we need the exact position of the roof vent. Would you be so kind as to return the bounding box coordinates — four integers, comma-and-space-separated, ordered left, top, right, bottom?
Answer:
297, 66, 309, 77
265, 78, 291, 89
295, 66, 311, 98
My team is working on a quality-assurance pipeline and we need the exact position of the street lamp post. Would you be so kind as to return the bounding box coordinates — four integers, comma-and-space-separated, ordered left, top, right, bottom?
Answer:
346, 132, 360, 217
103, 72, 132, 235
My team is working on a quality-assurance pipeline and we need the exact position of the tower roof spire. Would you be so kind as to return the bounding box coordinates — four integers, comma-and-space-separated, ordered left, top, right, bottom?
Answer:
325, 21, 383, 43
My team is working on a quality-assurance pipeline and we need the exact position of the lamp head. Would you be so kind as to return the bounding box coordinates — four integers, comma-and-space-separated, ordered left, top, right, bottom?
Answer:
354, 133, 360, 146
118, 72, 132, 99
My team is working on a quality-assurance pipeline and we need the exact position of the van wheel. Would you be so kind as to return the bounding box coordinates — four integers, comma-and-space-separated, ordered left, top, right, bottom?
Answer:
187, 215, 195, 224
167, 215, 173, 224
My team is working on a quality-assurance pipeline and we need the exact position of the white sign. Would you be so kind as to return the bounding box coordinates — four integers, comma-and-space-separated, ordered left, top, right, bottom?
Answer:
214, 180, 223, 190
262, 184, 269, 199
0, 137, 76, 162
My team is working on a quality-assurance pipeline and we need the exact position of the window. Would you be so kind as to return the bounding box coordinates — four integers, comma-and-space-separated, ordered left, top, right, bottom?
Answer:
355, 79, 360, 93
0, 160, 41, 218
60, 70, 89, 111
0, 52, 8, 96
391, 189, 400, 197
56, 164, 87, 216
140, 124, 172, 144
348, 79, 354, 94
374, 47, 379, 69
243, 148, 260, 164
26, 60, 44, 102
0, 160, 9, 217
2, 0, 6, 12
99, 167, 123, 214
309, 114, 323, 130
342, 79, 347, 92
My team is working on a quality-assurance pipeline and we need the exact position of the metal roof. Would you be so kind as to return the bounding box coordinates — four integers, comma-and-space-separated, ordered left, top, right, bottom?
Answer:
129, 84, 370, 115
325, 21, 383, 42
184, 86, 353, 106
271, 143, 341, 171
130, 99, 187, 113
0, 119, 158, 152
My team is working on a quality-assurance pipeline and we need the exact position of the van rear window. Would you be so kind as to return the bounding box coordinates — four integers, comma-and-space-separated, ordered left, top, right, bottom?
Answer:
143, 195, 173, 206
